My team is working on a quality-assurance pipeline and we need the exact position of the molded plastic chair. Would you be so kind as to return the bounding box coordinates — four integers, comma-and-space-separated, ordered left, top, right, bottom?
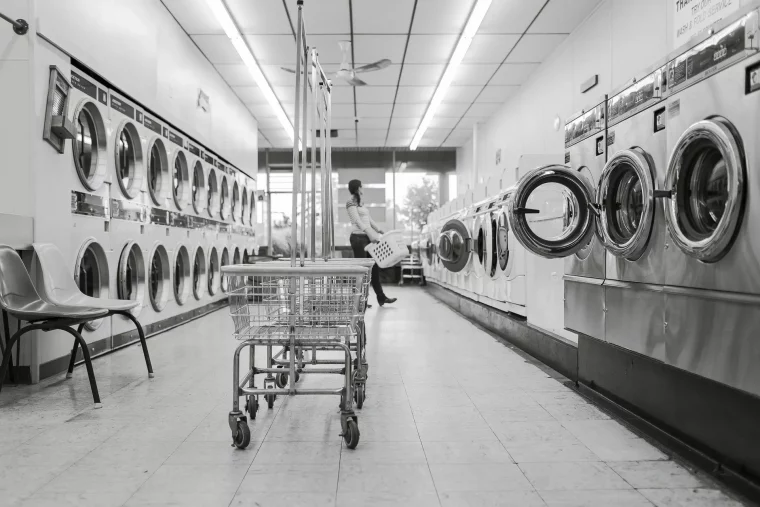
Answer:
31, 243, 154, 379
0, 245, 107, 405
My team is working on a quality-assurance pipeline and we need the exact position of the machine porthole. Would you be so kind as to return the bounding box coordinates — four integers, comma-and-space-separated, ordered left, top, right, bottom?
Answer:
208, 247, 220, 295
147, 138, 169, 206
73, 101, 108, 191
220, 177, 230, 220
233, 247, 241, 265
232, 182, 240, 222
172, 151, 191, 210
192, 247, 207, 300
173, 245, 191, 305
114, 121, 144, 199
148, 244, 170, 312
192, 162, 205, 214
207, 169, 219, 218
74, 239, 109, 331
220, 247, 230, 292
250, 190, 256, 225
117, 241, 145, 316
241, 189, 248, 225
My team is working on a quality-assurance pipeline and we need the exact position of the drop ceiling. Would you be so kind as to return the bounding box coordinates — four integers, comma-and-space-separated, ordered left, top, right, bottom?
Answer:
162, 0, 602, 149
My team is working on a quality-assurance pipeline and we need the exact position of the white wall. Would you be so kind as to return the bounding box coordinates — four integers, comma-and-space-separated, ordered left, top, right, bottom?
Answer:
460, 0, 668, 184
35, 0, 258, 175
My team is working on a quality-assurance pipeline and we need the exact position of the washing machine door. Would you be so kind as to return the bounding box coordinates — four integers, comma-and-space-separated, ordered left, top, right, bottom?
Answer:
495, 210, 511, 275
486, 212, 499, 279
665, 118, 745, 263
508, 165, 597, 258
596, 148, 657, 261
437, 219, 472, 273
473, 214, 489, 277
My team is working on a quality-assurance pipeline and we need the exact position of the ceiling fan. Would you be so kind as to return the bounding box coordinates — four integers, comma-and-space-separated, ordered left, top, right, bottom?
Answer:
281, 40, 391, 86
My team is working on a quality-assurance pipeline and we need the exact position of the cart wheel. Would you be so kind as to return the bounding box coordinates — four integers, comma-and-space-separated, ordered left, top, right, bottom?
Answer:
245, 396, 258, 419
275, 372, 288, 389
295, 371, 301, 383
233, 421, 251, 449
354, 384, 365, 409
343, 419, 360, 449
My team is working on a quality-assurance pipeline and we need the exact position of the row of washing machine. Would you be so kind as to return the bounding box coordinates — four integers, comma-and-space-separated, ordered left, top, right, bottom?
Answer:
34, 43, 260, 365
420, 3, 760, 399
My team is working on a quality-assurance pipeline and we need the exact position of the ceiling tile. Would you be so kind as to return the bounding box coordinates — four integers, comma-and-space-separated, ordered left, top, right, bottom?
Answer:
490, 63, 540, 85
162, 0, 222, 35
247, 103, 276, 118
418, 138, 444, 147
529, 0, 602, 33
344, 64, 401, 86
357, 103, 394, 118
336, 129, 356, 139
405, 35, 458, 64
424, 128, 452, 139
331, 118, 360, 129
387, 128, 417, 138
357, 129, 388, 139
354, 0, 415, 33
386, 138, 413, 147
215, 64, 254, 86
307, 35, 352, 65
477, 85, 519, 102
392, 103, 429, 118
506, 34, 567, 63
244, 35, 296, 65
191, 35, 240, 64
357, 138, 387, 147
333, 138, 358, 147
465, 102, 501, 117
223, 0, 292, 34
260, 65, 299, 86
444, 86, 482, 103
413, 0, 475, 34
261, 128, 289, 140
233, 86, 267, 104
389, 116, 421, 129
331, 103, 356, 117
354, 35, 407, 66
257, 117, 283, 129
353, 117, 390, 128
436, 102, 470, 117
395, 86, 434, 103
329, 86, 355, 104
428, 116, 460, 128
442, 138, 466, 147
399, 64, 445, 86
450, 64, 499, 86
479, 0, 544, 34
273, 86, 296, 104
284, 0, 350, 34
463, 34, 520, 63
258, 137, 272, 148
356, 87, 397, 103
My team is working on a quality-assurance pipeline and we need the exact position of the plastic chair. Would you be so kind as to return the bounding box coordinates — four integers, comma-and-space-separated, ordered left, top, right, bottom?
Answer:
31, 243, 154, 380
0, 245, 108, 405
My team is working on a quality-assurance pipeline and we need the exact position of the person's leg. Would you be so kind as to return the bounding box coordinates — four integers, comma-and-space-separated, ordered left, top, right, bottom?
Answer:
349, 234, 364, 258
369, 262, 386, 303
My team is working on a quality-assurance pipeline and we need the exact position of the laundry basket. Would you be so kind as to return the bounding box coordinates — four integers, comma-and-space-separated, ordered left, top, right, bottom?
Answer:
365, 230, 408, 268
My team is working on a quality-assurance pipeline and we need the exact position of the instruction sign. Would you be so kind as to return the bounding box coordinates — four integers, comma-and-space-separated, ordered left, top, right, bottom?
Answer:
674, 0, 740, 47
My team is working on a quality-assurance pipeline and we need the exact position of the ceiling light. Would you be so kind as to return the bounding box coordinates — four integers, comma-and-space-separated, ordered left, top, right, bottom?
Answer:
205, 0, 293, 142
410, 0, 492, 150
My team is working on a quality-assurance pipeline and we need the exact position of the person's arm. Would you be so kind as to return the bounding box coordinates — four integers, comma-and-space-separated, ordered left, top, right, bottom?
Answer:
346, 200, 381, 240
369, 215, 384, 235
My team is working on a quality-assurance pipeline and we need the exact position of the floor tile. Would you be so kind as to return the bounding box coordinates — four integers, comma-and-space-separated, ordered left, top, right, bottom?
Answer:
337, 463, 436, 494
505, 440, 599, 463
539, 489, 655, 506
429, 463, 534, 492
422, 440, 514, 464
164, 439, 259, 466
340, 440, 427, 464
639, 488, 747, 506
440, 490, 547, 506
253, 440, 340, 464
519, 461, 632, 491
238, 464, 339, 493
609, 461, 707, 489
336, 491, 440, 507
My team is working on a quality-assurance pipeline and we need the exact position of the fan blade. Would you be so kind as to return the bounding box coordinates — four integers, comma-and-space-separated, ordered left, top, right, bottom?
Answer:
280, 67, 296, 74
343, 75, 367, 86
353, 59, 391, 74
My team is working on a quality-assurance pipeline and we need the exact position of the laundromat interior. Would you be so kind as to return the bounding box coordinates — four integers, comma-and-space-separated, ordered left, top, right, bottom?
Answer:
1, 0, 759, 505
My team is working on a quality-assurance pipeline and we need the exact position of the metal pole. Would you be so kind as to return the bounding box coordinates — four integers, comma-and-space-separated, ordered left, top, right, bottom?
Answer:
266, 151, 272, 255
0, 12, 28, 35
326, 88, 334, 257
299, 43, 310, 265
290, 1, 304, 268
310, 50, 318, 261
392, 151, 396, 231
320, 87, 328, 259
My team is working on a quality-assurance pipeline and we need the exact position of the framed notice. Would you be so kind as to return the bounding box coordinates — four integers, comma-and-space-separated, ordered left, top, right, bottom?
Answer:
673, 0, 740, 48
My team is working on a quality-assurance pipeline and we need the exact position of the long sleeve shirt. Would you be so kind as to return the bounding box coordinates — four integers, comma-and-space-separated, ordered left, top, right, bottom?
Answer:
346, 197, 382, 240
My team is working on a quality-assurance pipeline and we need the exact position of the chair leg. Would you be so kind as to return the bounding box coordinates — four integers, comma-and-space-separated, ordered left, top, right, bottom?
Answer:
1, 310, 15, 384
66, 323, 85, 379
0, 325, 37, 394
115, 310, 154, 378
59, 327, 101, 407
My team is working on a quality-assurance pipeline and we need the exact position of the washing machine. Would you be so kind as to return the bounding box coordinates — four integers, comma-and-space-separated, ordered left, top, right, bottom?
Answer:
437, 203, 476, 296
190, 242, 208, 301
206, 164, 221, 221
218, 168, 232, 223
109, 90, 145, 204
601, 62, 670, 359
657, 6, 760, 396
472, 197, 498, 301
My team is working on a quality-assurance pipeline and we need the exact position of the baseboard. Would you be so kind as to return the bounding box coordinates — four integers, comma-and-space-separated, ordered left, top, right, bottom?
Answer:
426, 282, 578, 381
38, 300, 228, 381
2, 366, 32, 385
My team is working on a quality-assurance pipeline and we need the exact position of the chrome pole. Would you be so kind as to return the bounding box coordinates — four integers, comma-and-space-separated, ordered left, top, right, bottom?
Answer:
290, 0, 304, 268
299, 39, 310, 265
310, 50, 318, 261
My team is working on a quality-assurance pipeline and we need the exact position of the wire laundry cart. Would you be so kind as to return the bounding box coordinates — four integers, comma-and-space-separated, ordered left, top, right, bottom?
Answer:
224, 263, 369, 449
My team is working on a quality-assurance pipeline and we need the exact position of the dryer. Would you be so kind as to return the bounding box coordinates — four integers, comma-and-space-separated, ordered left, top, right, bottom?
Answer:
657, 6, 760, 397
472, 197, 498, 301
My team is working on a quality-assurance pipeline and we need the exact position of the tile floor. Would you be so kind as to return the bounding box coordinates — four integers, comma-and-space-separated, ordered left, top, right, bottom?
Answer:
0, 287, 752, 506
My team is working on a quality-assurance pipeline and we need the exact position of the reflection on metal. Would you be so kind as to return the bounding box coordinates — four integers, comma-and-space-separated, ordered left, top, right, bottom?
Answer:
117, 241, 145, 317
174, 245, 191, 305
114, 121, 144, 199
208, 247, 220, 295
192, 161, 207, 214
148, 244, 170, 312
172, 150, 191, 211
74, 238, 109, 331
72, 191, 108, 218
597, 148, 656, 260
603, 281, 666, 361
564, 277, 605, 340
72, 100, 108, 191
438, 219, 472, 273
192, 247, 207, 300
206, 169, 220, 218
665, 118, 745, 263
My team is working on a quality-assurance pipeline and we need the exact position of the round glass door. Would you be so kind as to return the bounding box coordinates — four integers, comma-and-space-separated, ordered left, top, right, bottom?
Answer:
665, 118, 744, 262
437, 219, 471, 273
597, 148, 656, 260
74, 240, 109, 330
488, 213, 499, 278
474, 215, 488, 277
508, 165, 596, 259
496, 211, 510, 273
73, 101, 108, 191
117, 242, 145, 316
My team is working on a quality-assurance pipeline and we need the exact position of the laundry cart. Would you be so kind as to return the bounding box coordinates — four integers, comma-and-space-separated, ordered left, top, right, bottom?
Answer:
224, 262, 370, 449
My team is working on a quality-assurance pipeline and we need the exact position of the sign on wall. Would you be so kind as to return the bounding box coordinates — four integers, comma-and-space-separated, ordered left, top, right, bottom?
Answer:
673, 0, 740, 48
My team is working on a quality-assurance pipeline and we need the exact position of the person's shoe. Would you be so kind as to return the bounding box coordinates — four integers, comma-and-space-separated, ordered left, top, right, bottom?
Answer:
379, 297, 397, 307
366, 303, 373, 309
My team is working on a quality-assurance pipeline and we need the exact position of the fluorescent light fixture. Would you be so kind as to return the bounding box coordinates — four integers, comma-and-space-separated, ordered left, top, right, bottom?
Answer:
410, 0, 492, 150
205, 0, 294, 141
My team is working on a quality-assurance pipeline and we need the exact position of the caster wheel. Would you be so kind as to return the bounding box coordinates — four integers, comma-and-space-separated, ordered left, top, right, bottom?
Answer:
354, 384, 365, 409
295, 371, 301, 383
233, 421, 251, 449
275, 372, 288, 389
265, 386, 276, 409
245, 396, 258, 419
343, 419, 360, 449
